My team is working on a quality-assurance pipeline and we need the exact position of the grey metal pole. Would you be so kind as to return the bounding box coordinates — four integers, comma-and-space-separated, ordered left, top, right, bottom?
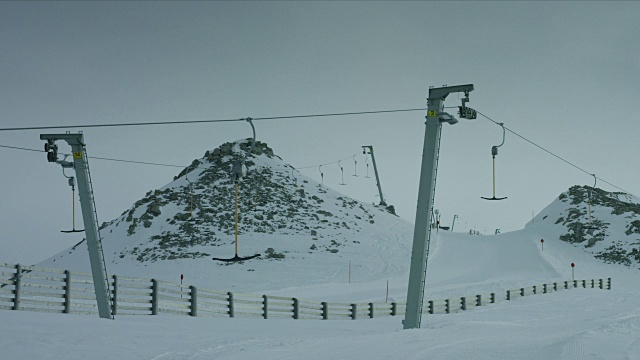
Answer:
40, 133, 112, 320
362, 146, 386, 206
403, 84, 474, 330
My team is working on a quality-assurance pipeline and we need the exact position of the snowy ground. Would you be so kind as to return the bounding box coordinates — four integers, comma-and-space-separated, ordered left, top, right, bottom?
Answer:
2, 226, 640, 359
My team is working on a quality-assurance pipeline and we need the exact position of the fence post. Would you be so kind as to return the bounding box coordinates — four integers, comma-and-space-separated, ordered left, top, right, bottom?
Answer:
151, 279, 158, 315
543, 284, 547, 294
428, 301, 434, 314
476, 294, 482, 307
369, 302, 374, 318
490, 293, 496, 304
322, 302, 328, 320
573, 280, 578, 288
111, 275, 117, 316
445, 299, 450, 314
520, 288, 525, 297
391, 302, 397, 316
607, 278, 611, 290
64, 270, 71, 314
190, 286, 197, 317
351, 303, 357, 320
582, 280, 586, 288
591, 279, 595, 288
506, 290, 511, 301
553, 282, 558, 291
461, 297, 467, 311
599, 279, 603, 289
564, 281, 569, 289
228, 292, 234, 318
533, 285, 537, 295
263, 295, 268, 319
293, 298, 299, 319
13, 264, 22, 311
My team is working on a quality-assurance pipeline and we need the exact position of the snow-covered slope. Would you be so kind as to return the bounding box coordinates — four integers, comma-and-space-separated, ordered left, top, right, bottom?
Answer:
39, 139, 412, 292
526, 185, 640, 269
7, 214, 640, 360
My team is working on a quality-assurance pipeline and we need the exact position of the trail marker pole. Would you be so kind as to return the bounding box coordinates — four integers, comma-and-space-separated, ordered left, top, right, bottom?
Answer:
386, 280, 389, 303
181, 274, 184, 299
571, 262, 575, 281
404, 84, 476, 330
541, 239, 544, 252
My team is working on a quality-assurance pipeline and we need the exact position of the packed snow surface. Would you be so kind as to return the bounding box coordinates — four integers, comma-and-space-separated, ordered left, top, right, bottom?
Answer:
3, 226, 640, 359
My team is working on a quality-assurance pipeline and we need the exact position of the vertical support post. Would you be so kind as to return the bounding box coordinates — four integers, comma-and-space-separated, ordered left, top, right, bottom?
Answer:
582, 280, 586, 288
599, 279, 603, 289
461, 297, 467, 311
428, 301, 434, 314
520, 288, 525, 297
403, 84, 474, 330
64, 270, 71, 314
391, 302, 397, 316
351, 303, 357, 320
445, 299, 450, 314
533, 285, 537, 295
13, 264, 21, 311
263, 295, 268, 319
491, 293, 496, 304
591, 279, 595, 288
40, 133, 112, 319
228, 292, 235, 318
607, 278, 611, 290
293, 298, 299, 319
151, 279, 158, 315
506, 290, 511, 301
573, 280, 578, 288
111, 275, 118, 316
476, 294, 482, 307
322, 302, 328, 320
543, 284, 547, 294
564, 281, 569, 289
553, 282, 558, 291
190, 286, 198, 317
368, 302, 374, 318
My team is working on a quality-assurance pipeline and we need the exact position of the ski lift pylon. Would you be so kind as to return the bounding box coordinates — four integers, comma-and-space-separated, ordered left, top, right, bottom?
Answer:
482, 122, 508, 201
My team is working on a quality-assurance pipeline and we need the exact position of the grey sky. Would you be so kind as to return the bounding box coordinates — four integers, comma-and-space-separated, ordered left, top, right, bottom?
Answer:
1, 1, 639, 264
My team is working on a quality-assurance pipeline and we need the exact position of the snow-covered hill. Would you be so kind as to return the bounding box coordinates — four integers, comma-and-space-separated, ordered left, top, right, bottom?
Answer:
527, 185, 640, 269
40, 139, 411, 292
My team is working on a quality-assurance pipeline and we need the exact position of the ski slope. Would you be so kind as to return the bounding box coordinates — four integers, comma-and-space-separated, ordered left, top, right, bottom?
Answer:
3, 224, 640, 360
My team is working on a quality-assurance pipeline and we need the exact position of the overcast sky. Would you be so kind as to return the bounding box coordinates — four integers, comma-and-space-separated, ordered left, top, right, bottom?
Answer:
1, 1, 639, 264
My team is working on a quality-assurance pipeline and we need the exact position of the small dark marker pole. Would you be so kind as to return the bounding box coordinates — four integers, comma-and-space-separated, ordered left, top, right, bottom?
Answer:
540, 239, 544, 252
181, 274, 184, 299
386, 281, 389, 303
571, 263, 575, 281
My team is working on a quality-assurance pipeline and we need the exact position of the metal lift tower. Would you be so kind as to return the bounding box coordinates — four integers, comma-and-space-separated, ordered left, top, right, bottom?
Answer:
403, 84, 476, 329
40, 133, 113, 319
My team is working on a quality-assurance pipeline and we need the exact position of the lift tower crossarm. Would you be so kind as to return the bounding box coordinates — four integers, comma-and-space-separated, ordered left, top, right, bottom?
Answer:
40, 133, 113, 319
403, 84, 474, 330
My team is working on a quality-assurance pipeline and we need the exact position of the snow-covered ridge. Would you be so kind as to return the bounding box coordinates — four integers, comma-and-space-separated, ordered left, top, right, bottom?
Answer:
528, 185, 640, 269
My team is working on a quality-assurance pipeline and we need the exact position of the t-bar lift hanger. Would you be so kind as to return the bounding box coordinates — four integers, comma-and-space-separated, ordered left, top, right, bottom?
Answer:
212, 118, 261, 262
60, 159, 84, 233
482, 122, 508, 201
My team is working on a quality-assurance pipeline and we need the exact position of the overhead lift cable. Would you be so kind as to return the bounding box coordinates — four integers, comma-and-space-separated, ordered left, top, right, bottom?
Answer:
0, 108, 428, 132
477, 111, 637, 198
